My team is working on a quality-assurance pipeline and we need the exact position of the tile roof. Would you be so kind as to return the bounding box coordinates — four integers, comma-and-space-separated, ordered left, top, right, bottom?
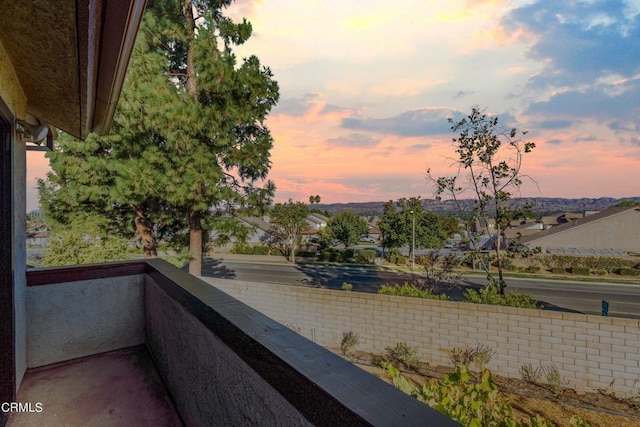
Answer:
521, 206, 639, 244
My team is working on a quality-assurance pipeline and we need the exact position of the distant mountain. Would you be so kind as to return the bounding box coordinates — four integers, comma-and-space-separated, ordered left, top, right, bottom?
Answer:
316, 197, 640, 217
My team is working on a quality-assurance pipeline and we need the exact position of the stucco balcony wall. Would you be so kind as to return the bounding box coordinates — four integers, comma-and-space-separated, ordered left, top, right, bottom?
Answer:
26, 273, 145, 368
22, 260, 455, 426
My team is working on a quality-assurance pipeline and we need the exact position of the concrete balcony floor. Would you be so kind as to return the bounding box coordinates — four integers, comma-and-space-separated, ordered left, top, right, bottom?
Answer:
8, 346, 183, 427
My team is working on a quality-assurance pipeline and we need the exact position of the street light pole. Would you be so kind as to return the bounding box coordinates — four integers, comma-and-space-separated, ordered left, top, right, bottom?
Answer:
410, 210, 415, 271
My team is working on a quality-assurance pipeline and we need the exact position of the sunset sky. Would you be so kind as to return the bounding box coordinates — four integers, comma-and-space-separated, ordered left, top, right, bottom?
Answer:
26, 0, 640, 211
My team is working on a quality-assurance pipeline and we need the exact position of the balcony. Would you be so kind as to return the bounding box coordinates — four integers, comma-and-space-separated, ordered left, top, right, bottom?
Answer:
8, 259, 455, 426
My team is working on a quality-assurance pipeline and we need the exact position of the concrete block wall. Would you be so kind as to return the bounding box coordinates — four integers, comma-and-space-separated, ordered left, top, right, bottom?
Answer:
207, 278, 640, 395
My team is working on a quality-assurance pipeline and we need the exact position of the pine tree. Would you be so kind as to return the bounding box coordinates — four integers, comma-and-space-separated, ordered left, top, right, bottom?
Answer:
39, 0, 279, 274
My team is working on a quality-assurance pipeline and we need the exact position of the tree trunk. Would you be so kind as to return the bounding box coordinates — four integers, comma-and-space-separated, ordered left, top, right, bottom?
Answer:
290, 234, 296, 263
184, 0, 197, 95
185, 0, 202, 276
134, 206, 157, 258
494, 223, 505, 294
189, 210, 202, 275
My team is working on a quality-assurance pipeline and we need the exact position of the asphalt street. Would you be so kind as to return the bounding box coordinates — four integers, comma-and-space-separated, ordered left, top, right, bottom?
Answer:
201, 257, 640, 319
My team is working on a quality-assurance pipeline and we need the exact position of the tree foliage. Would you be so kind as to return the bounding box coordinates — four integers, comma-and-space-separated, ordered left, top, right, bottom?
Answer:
614, 200, 640, 207
40, 218, 136, 266
260, 200, 310, 263
39, 0, 279, 274
378, 197, 448, 259
428, 107, 535, 293
309, 195, 321, 205
323, 211, 368, 248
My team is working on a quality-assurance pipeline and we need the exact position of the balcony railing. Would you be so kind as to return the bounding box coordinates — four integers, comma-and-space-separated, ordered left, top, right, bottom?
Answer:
13, 259, 456, 426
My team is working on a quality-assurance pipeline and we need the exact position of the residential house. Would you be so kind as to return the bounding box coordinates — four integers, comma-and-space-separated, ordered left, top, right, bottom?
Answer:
239, 216, 271, 244
538, 212, 584, 230
306, 212, 329, 230
472, 217, 496, 235
521, 206, 640, 256
2, 7, 452, 422
367, 225, 382, 242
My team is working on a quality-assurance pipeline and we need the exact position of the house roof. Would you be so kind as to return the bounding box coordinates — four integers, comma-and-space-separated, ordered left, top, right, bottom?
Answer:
539, 215, 560, 226
503, 228, 542, 239
368, 226, 381, 234
521, 206, 639, 244
241, 216, 271, 232
0, 0, 146, 139
307, 213, 328, 224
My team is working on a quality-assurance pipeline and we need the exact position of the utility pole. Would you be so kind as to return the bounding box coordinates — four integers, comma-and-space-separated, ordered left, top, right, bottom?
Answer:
410, 210, 415, 271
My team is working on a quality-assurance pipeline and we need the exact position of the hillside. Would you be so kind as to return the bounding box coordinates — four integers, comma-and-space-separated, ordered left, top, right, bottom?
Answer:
316, 197, 640, 217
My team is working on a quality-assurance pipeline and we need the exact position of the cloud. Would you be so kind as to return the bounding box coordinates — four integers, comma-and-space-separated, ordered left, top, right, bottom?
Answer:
326, 133, 381, 147
273, 94, 319, 117
576, 135, 600, 143
534, 119, 573, 129
320, 104, 350, 115
455, 90, 475, 99
341, 108, 457, 137
547, 138, 563, 145
504, 1, 640, 88
225, 0, 265, 20
608, 120, 640, 133
406, 143, 432, 152
527, 83, 640, 125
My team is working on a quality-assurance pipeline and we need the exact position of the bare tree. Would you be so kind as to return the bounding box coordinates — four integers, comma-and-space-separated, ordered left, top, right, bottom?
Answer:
428, 107, 535, 293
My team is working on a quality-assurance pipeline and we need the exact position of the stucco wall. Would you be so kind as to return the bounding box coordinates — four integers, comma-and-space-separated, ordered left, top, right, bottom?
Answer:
0, 40, 26, 119
531, 209, 640, 252
26, 275, 145, 367
208, 278, 640, 395
144, 277, 312, 426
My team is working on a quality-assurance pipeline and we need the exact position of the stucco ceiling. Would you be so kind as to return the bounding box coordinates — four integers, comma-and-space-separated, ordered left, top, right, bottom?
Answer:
0, 0, 146, 139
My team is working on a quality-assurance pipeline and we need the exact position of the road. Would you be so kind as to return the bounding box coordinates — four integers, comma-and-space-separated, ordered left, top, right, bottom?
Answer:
201, 257, 640, 319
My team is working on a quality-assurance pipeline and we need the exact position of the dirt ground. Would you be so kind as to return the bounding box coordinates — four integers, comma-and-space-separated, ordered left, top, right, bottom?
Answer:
335, 349, 640, 427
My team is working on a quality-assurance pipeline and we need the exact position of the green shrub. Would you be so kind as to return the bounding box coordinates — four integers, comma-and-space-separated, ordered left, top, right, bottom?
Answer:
320, 249, 341, 262
355, 249, 376, 264
524, 265, 540, 273
383, 364, 562, 427
384, 342, 419, 369
386, 248, 402, 262
294, 250, 316, 258
594, 269, 608, 276
252, 245, 269, 255
617, 267, 640, 276
230, 244, 276, 255
544, 254, 635, 273
230, 243, 251, 254
378, 283, 450, 300
570, 266, 590, 275
395, 255, 408, 265
494, 257, 516, 271
343, 248, 355, 261
341, 282, 353, 291
464, 286, 539, 309
551, 267, 566, 274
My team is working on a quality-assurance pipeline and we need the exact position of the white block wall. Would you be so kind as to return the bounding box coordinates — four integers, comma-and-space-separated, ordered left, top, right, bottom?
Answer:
206, 278, 640, 395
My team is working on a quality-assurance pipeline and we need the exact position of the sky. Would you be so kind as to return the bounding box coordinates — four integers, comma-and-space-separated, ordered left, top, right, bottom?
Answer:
26, 0, 640, 211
